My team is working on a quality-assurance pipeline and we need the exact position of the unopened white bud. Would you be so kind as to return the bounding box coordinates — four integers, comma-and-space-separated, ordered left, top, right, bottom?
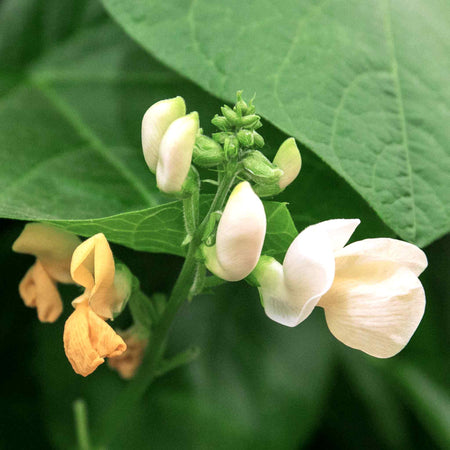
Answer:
273, 138, 301, 190
142, 97, 186, 173
156, 112, 199, 194
204, 182, 266, 281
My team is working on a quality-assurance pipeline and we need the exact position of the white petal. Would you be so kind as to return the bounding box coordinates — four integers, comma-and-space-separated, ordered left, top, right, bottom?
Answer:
273, 137, 302, 189
215, 182, 266, 281
156, 112, 199, 194
141, 97, 186, 172
305, 219, 361, 252
335, 238, 427, 276
254, 257, 300, 327
280, 219, 359, 325
321, 264, 425, 358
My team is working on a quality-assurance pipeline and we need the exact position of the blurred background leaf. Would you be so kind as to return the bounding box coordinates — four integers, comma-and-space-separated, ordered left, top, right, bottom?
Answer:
102, 0, 450, 247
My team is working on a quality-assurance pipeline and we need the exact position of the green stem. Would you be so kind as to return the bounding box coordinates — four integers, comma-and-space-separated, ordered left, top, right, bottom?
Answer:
96, 242, 199, 446
73, 399, 91, 450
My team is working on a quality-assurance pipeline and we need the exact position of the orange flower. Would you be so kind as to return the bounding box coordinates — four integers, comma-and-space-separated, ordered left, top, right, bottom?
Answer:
12, 223, 81, 322
64, 233, 131, 376
108, 328, 148, 379
64, 296, 126, 377
70, 233, 129, 320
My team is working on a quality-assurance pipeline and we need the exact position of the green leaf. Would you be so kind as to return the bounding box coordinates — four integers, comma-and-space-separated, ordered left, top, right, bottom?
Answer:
0, 0, 222, 221
101, 0, 450, 247
48, 198, 297, 258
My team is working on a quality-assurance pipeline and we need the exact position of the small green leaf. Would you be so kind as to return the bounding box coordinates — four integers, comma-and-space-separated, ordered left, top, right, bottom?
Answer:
48, 197, 297, 258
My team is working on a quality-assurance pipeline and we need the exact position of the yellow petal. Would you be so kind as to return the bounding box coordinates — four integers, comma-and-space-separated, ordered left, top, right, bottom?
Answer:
12, 223, 80, 283
71, 233, 118, 319
108, 329, 148, 379
63, 299, 127, 377
18, 261, 63, 323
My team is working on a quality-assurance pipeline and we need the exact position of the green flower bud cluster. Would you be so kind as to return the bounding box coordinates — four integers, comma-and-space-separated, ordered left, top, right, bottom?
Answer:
189, 91, 301, 197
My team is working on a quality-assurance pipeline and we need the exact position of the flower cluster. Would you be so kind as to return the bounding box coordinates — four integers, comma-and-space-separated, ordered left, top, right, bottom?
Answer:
140, 92, 427, 358
12, 91, 428, 387
13, 226, 143, 377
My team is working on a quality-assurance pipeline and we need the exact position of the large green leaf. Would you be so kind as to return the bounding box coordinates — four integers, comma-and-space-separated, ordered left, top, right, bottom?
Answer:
0, 0, 392, 246
101, 0, 450, 247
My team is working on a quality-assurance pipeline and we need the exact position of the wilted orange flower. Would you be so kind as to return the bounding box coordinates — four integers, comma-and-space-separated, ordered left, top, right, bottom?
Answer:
108, 328, 148, 379
12, 223, 81, 322
64, 233, 130, 376
64, 296, 126, 377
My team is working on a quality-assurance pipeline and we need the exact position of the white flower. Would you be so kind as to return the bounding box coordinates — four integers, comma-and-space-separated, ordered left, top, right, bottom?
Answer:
273, 137, 301, 190
141, 97, 186, 173
156, 112, 199, 194
204, 181, 266, 281
253, 219, 427, 358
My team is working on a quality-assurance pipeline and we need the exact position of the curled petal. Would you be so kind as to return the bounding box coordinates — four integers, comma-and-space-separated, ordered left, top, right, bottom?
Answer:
71, 234, 118, 319
142, 97, 186, 172
64, 299, 127, 377
280, 219, 360, 325
19, 260, 63, 323
335, 238, 428, 276
156, 112, 199, 194
320, 262, 425, 358
273, 137, 302, 189
108, 329, 148, 379
252, 256, 297, 326
12, 223, 80, 283
213, 182, 266, 281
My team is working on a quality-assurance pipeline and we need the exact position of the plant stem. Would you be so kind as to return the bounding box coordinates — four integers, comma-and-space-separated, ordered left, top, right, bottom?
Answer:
73, 399, 91, 450
96, 241, 199, 446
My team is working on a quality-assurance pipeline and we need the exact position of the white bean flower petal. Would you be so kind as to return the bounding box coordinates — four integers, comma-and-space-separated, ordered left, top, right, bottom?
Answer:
261, 219, 359, 326
318, 238, 427, 358
141, 96, 186, 173
204, 181, 266, 282
156, 112, 199, 194
255, 219, 427, 357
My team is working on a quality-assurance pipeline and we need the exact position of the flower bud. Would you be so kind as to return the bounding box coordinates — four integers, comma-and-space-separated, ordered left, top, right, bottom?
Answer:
240, 114, 261, 128
193, 135, 225, 167
224, 135, 239, 159
273, 138, 302, 190
203, 182, 266, 281
211, 115, 231, 131
156, 112, 199, 194
221, 105, 239, 125
141, 97, 186, 173
237, 129, 254, 147
253, 131, 265, 148
212, 131, 232, 144
242, 151, 283, 185
234, 90, 248, 115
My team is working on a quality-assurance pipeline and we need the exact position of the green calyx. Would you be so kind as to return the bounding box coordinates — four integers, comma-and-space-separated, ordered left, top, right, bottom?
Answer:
193, 134, 225, 167
242, 150, 283, 185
